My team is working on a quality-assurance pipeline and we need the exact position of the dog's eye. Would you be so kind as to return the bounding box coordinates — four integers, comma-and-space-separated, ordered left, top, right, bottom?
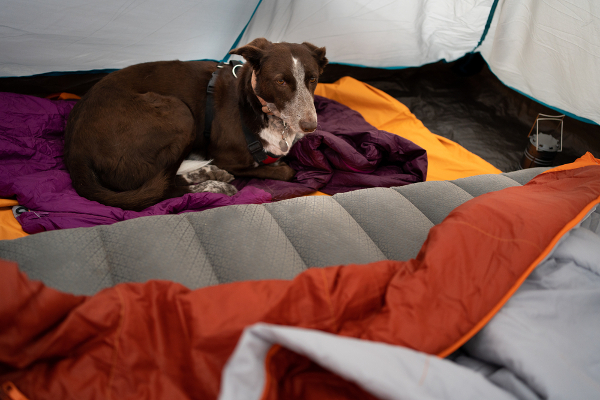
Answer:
309, 77, 317, 84
276, 79, 286, 86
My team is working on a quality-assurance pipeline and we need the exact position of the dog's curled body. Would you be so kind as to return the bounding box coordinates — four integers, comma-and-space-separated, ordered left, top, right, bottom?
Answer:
64, 39, 327, 211
64, 61, 210, 210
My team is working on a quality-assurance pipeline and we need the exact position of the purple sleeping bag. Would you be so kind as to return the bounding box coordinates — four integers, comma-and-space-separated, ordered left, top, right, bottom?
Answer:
0, 92, 427, 234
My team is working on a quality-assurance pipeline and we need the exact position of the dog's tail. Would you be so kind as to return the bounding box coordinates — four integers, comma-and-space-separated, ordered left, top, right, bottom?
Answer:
69, 164, 173, 212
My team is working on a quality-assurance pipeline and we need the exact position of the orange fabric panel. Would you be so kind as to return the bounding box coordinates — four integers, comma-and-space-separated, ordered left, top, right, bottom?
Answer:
0, 200, 27, 240
1, 165, 599, 400
304, 191, 329, 196
543, 151, 600, 174
1, 381, 30, 400
369, 165, 600, 353
262, 346, 379, 400
316, 77, 502, 181
45, 93, 81, 100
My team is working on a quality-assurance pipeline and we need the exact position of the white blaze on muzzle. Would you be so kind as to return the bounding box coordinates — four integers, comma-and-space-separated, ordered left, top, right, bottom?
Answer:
286, 57, 318, 134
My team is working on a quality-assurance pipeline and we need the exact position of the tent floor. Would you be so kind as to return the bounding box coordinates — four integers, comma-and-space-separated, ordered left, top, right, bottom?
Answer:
2, 54, 599, 172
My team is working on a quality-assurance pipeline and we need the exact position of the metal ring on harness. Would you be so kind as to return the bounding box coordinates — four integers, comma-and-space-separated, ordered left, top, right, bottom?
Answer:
203, 60, 281, 165
232, 64, 243, 78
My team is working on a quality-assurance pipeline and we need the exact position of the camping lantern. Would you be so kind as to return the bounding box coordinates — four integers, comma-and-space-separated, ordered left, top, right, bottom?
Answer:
519, 113, 564, 169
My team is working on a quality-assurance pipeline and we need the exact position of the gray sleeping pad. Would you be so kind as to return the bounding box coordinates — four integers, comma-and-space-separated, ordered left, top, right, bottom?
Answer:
0, 168, 546, 295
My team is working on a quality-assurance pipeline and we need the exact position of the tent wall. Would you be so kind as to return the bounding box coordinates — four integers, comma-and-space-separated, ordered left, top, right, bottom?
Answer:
0, 0, 597, 125
0, 0, 494, 77
0, 0, 260, 76
235, 0, 494, 67
478, 0, 600, 125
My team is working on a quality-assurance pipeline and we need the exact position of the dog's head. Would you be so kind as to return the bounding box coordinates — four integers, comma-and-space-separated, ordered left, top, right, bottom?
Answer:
230, 38, 328, 140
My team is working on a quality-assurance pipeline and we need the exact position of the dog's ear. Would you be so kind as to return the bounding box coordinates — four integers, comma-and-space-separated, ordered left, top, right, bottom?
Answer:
302, 42, 328, 74
229, 38, 272, 71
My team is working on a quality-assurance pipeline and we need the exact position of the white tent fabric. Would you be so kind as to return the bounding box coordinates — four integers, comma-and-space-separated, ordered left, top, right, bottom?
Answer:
0, 0, 260, 76
236, 0, 494, 68
478, 0, 600, 125
0, 0, 493, 77
0, 0, 597, 125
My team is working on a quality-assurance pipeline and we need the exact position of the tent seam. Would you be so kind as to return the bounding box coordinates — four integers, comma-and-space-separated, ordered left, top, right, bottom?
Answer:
473, 0, 500, 51
261, 203, 310, 272
97, 226, 117, 291
182, 213, 220, 286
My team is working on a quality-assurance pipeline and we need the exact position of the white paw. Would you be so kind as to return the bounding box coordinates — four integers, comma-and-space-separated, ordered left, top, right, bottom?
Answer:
179, 165, 235, 185
190, 180, 238, 196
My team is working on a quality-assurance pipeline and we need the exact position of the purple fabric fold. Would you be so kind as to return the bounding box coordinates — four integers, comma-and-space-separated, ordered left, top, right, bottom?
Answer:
234, 96, 428, 199
0, 92, 427, 234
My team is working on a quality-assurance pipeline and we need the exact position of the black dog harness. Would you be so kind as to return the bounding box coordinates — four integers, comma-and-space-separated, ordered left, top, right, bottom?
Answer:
203, 61, 282, 165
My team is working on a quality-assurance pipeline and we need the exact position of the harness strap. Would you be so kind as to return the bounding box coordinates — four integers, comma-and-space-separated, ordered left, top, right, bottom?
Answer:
203, 61, 282, 165
242, 123, 281, 165
203, 61, 225, 141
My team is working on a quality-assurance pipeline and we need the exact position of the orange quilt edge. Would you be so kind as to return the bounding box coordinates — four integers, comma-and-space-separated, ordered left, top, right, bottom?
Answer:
437, 194, 600, 358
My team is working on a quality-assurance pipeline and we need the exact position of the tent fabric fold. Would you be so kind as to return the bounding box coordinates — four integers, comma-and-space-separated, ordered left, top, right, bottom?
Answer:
1, 163, 599, 399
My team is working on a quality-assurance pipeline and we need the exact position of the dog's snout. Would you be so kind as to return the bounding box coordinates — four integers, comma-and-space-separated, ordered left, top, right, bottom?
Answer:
300, 119, 317, 133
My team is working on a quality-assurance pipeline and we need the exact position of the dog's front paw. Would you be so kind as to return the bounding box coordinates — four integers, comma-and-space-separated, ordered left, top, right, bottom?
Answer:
278, 163, 296, 181
204, 165, 235, 183
190, 181, 238, 196
181, 165, 235, 185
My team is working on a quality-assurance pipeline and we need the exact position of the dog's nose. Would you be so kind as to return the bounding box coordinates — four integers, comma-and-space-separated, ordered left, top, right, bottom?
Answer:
300, 119, 317, 133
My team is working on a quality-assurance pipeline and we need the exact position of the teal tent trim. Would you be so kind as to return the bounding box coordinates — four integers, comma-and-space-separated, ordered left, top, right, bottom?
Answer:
28, 69, 119, 77
328, 61, 410, 70
510, 86, 599, 126
474, 0, 500, 51
471, 1, 597, 126
10, 58, 218, 78
223, 0, 263, 62
483, 58, 599, 126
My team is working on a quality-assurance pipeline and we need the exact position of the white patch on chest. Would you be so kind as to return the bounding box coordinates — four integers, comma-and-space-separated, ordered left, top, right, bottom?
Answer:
259, 117, 292, 156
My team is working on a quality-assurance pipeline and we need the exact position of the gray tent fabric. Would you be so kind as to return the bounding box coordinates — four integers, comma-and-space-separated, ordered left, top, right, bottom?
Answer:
0, 168, 545, 296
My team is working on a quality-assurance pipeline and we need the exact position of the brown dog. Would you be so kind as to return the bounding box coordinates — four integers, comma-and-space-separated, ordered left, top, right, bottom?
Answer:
64, 38, 327, 211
